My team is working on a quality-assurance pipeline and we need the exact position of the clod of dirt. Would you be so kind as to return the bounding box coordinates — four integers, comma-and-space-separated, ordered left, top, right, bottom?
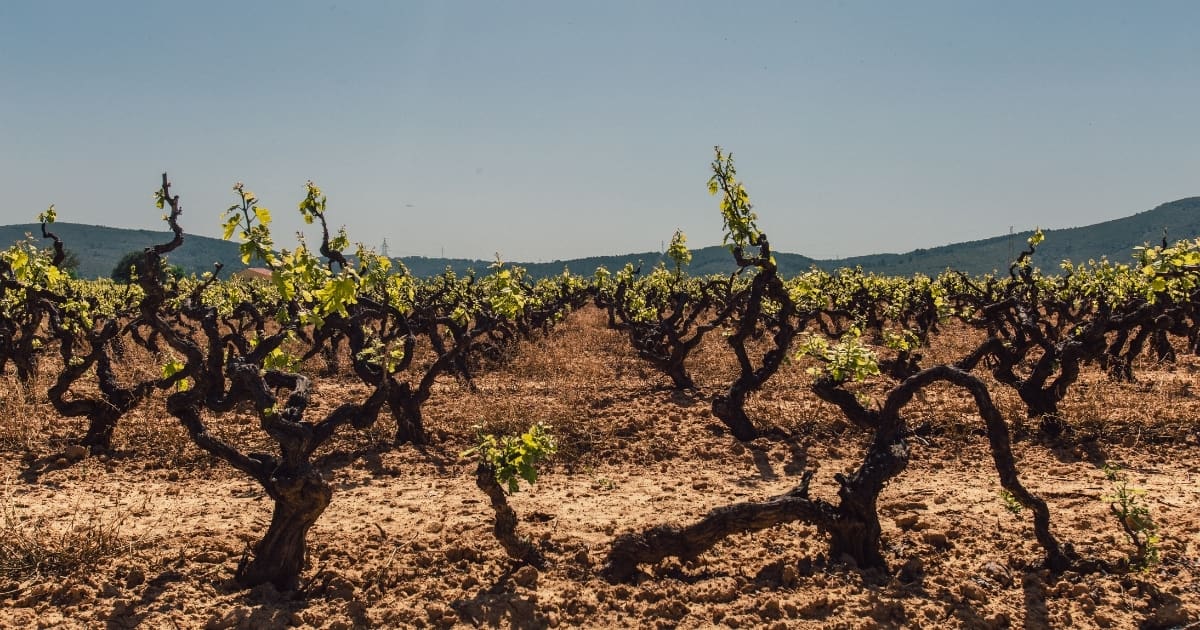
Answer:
797, 594, 834, 618
759, 597, 784, 620
124, 568, 145, 588
321, 575, 356, 601
922, 531, 950, 548
980, 561, 1011, 587
203, 605, 250, 630
899, 557, 924, 583
687, 578, 738, 603
443, 544, 478, 563
1150, 601, 1192, 627
960, 580, 988, 602
513, 564, 539, 588
191, 551, 226, 564
780, 564, 799, 587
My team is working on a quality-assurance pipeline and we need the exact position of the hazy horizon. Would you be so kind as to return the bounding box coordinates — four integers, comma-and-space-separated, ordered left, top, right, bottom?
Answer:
3, 2, 1197, 261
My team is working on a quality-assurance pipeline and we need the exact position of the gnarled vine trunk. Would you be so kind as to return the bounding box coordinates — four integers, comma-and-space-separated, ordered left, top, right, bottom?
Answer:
607, 365, 1072, 582
475, 462, 543, 567
237, 469, 332, 590
827, 428, 909, 568
711, 389, 758, 442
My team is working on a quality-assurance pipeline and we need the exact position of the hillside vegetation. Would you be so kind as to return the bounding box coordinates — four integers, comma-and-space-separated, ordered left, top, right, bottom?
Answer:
385, 198, 1200, 278
0, 223, 248, 279
4, 197, 1198, 279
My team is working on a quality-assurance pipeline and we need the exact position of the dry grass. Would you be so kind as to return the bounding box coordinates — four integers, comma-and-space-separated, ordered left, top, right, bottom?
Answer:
0, 487, 132, 591
435, 307, 644, 464
436, 307, 1200, 459
3, 305, 1197, 473
0, 372, 58, 453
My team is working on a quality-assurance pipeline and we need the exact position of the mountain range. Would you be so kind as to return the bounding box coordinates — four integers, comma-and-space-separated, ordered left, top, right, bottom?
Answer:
3, 197, 1198, 280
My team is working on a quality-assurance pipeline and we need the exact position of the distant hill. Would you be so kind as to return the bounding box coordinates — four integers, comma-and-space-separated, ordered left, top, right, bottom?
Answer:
819, 196, 1200, 276
3, 197, 1198, 279
401, 197, 1200, 278
0, 223, 248, 279
395, 246, 816, 279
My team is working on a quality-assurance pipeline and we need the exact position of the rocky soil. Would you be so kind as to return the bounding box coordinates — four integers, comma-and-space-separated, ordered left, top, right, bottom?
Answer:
1, 308, 1197, 628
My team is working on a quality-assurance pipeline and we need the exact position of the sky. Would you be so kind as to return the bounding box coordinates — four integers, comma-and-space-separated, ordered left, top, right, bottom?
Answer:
2, 1, 1198, 262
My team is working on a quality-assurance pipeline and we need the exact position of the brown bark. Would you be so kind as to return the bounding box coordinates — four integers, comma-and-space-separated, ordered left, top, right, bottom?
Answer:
236, 470, 332, 590
475, 462, 543, 568
602, 473, 827, 582
711, 392, 759, 442
827, 430, 908, 569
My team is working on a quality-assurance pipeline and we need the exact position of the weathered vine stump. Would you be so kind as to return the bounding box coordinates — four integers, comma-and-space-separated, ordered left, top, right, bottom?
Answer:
603, 473, 825, 582
711, 393, 759, 442
79, 408, 122, 452
236, 470, 332, 590
661, 360, 695, 390
388, 384, 428, 445
826, 432, 909, 570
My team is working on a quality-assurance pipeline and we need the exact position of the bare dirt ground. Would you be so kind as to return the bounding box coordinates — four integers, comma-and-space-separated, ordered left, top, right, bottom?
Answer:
1, 307, 1198, 629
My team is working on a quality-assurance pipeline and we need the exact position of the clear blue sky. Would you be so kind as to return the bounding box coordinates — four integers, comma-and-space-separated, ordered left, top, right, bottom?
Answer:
3, 1, 1197, 261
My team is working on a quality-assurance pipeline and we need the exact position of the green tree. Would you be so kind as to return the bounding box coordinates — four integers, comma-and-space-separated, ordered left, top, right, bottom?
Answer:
111, 250, 181, 283
111, 251, 144, 283
60, 249, 80, 278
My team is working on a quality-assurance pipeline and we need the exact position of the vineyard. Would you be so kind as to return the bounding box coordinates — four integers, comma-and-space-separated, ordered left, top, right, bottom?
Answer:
1, 150, 1198, 628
